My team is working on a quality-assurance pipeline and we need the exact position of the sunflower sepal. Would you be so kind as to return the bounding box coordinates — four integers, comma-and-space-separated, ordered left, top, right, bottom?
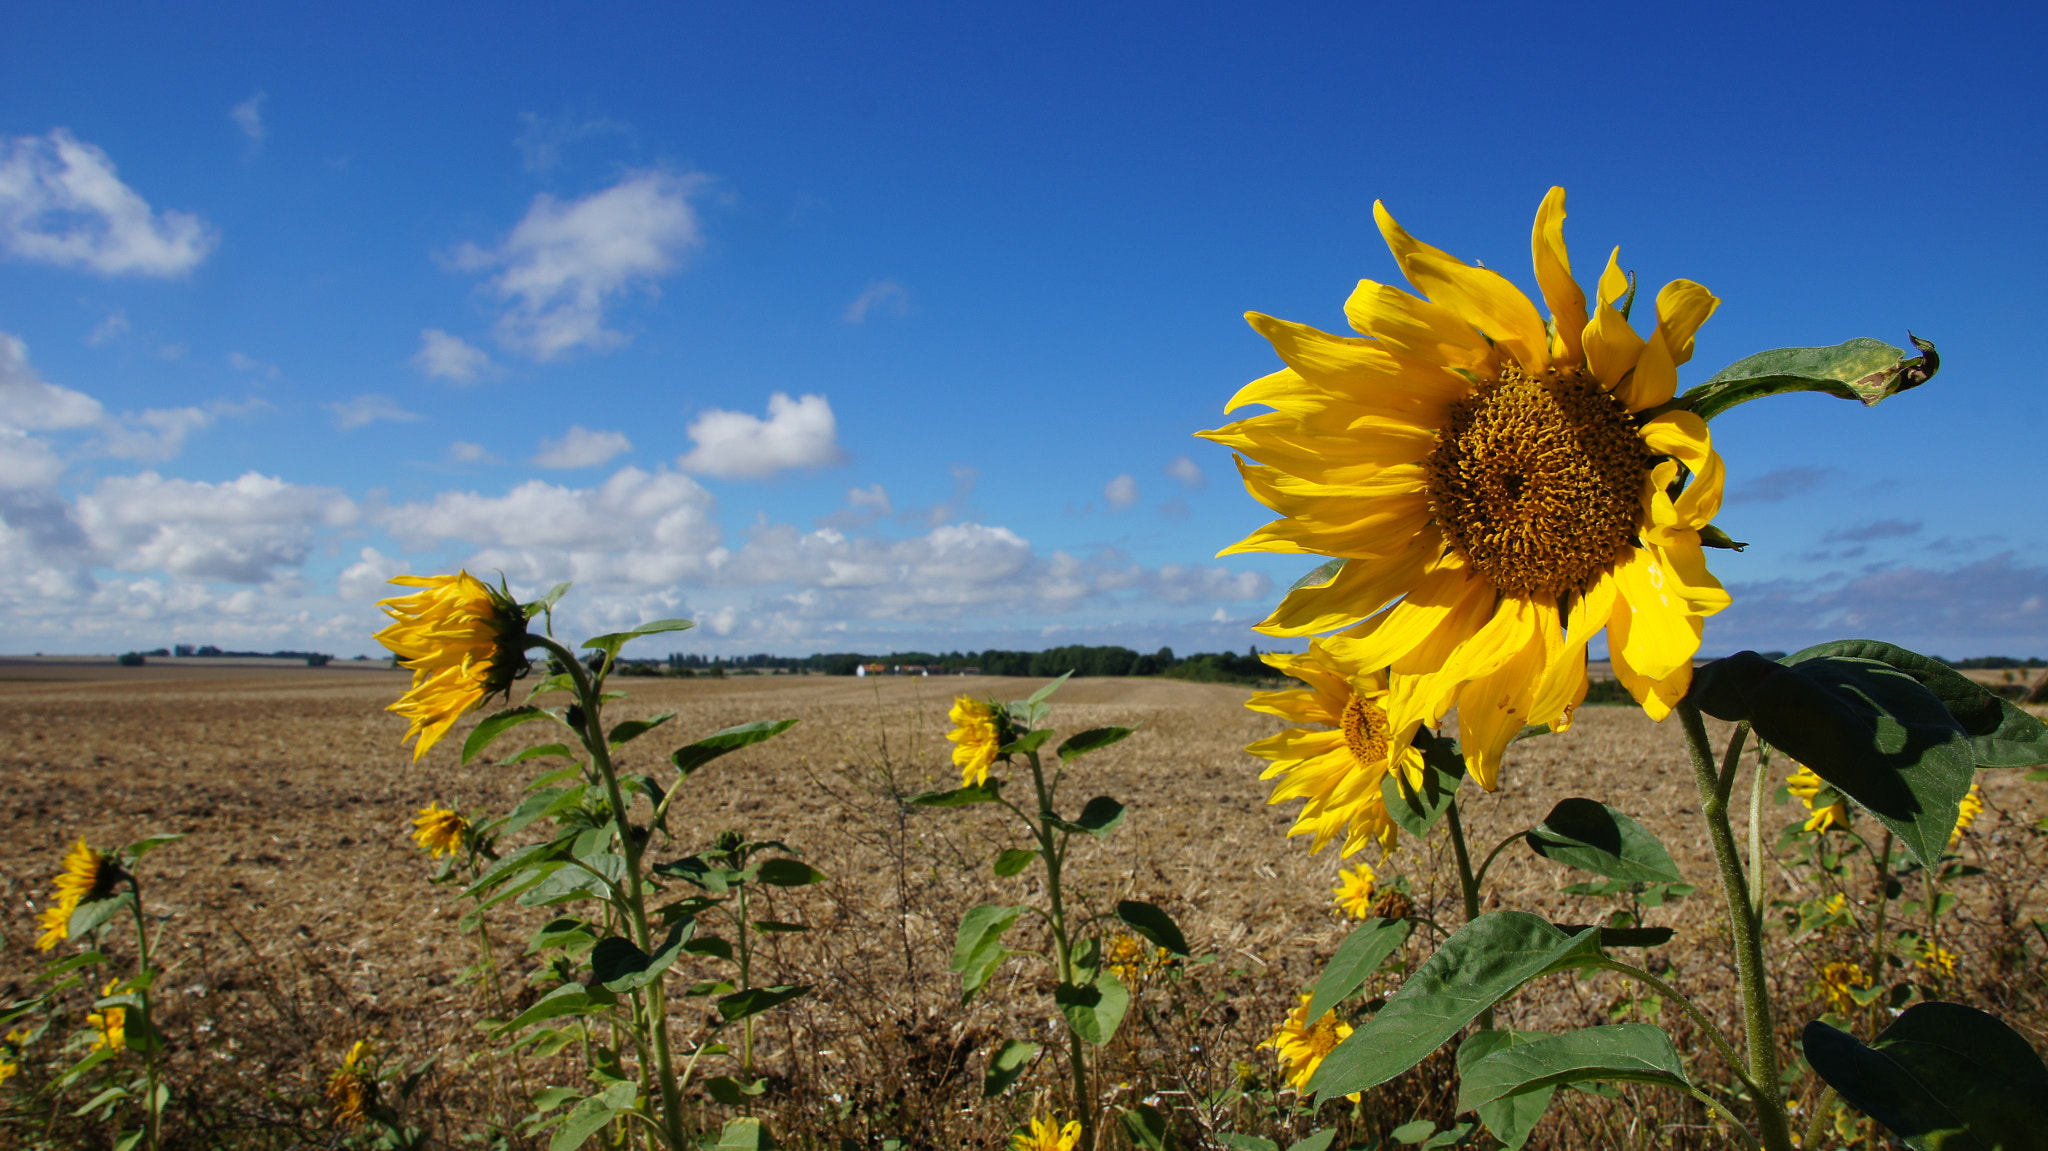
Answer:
1662, 334, 1939, 423
1698, 524, 1748, 551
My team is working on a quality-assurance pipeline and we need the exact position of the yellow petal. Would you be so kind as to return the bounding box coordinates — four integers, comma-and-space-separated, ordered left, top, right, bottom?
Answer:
1530, 187, 1587, 366
1254, 535, 1437, 636
1374, 200, 1552, 373
1529, 574, 1620, 728
1583, 247, 1646, 392
1247, 313, 1474, 408
1200, 412, 1435, 485
1617, 279, 1719, 412
1342, 279, 1496, 374
1607, 622, 1695, 724
1609, 548, 1707, 683
1323, 557, 1490, 673
1221, 487, 1434, 559
1456, 605, 1556, 791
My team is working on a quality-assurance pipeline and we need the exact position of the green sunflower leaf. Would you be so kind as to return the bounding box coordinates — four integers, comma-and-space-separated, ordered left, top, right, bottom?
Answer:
983, 1038, 1038, 1098
67, 892, 136, 941
669, 719, 799, 777
1525, 799, 1681, 883
1787, 639, 2048, 769
1307, 916, 1413, 1022
755, 858, 826, 887
1059, 725, 1138, 761
1803, 1002, 2048, 1150
992, 848, 1038, 876
464, 705, 562, 765
1383, 731, 1466, 838
1457, 1030, 1557, 1151
1055, 972, 1130, 1046
581, 618, 694, 659
1115, 899, 1190, 958
1677, 334, 1938, 422
715, 984, 809, 1023
910, 781, 1003, 806
590, 921, 693, 992
1457, 1025, 1689, 1116
606, 712, 675, 748
1693, 651, 1975, 870
1048, 796, 1126, 838
1307, 914, 1602, 1101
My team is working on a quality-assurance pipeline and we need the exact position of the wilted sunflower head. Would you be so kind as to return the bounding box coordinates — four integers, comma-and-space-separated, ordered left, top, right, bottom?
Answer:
411, 803, 469, 859
375, 572, 528, 761
947, 696, 1011, 788
1203, 187, 1732, 789
326, 1043, 372, 1126
35, 839, 121, 952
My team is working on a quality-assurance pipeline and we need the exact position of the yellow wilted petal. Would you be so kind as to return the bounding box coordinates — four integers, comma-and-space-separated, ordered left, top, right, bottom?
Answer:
1342, 279, 1495, 374
1531, 186, 1587, 366
1616, 279, 1719, 411
1374, 201, 1552, 372
1583, 247, 1646, 392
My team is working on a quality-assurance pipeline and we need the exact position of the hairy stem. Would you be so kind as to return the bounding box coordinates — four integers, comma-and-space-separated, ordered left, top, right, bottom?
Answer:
1677, 701, 1794, 1151
1027, 748, 1093, 1151
1443, 798, 1492, 1030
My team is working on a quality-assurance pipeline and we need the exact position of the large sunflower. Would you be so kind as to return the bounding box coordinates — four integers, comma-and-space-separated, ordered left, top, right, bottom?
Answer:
375, 573, 528, 760
1245, 641, 1423, 855
1203, 188, 1730, 789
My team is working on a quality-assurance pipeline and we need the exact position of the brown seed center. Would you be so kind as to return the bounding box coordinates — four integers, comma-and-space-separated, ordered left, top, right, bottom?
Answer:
1341, 694, 1390, 767
1424, 362, 1649, 597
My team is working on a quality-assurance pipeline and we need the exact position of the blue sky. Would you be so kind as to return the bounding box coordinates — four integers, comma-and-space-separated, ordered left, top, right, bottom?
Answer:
2, 2, 2044, 660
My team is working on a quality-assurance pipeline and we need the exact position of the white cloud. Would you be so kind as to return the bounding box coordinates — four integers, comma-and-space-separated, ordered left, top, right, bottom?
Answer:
325, 394, 425, 431
1165, 455, 1204, 487
228, 351, 279, 379
450, 171, 707, 360
229, 90, 267, 143
533, 425, 632, 469
848, 484, 891, 513
75, 471, 356, 583
515, 110, 629, 173
677, 392, 846, 480
0, 429, 66, 490
338, 546, 410, 601
448, 440, 499, 465
86, 310, 129, 346
0, 129, 217, 276
0, 332, 105, 431
91, 405, 219, 463
1104, 474, 1139, 510
843, 279, 909, 323
413, 328, 494, 383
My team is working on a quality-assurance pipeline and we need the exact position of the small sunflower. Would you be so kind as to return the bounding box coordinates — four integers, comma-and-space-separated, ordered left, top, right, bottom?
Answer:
1263, 993, 1358, 1096
1815, 961, 1866, 1016
1010, 1113, 1081, 1151
87, 981, 126, 1053
1245, 641, 1424, 856
947, 696, 1006, 787
1949, 783, 1983, 851
1787, 766, 1849, 833
375, 573, 528, 761
1917, 944, 1958, 978
1332, 863, 1377, 919
411, 803, 469, 859
1104, 933, 1170, 984
327, 1039, 373, 1126
34, 839, 119, 952
1202, 188, 1730, 788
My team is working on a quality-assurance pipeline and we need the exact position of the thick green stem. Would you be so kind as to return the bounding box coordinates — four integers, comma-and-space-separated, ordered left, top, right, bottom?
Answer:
1867, 832, 1894, 1002
1802, 1085, 1839, 1150
536, 636, 685, 1149
126, 879, 161, 1151
1443, 798, 1492, 1030
737, 883, 754, 1078
1025, 749, 1093, 1151
1749, 737, 1769, 919
1677, 701, 1794, 1151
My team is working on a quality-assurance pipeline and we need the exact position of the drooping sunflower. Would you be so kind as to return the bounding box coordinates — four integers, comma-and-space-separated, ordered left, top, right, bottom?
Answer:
327, 1040, 373, 1126
411, 803, 469, 859
1263, 994, 1358, 1096
375, 573, 528, 760
1244, 641, 1424, 856
1203, 189, 1730, 789
87, 981, 125, 1053
1331, 863, 1377, 919
1786, 766, 1849, 833
34, 839, 119, 952
1010, 1113, 1081, 1151
947, 696, 1005, 787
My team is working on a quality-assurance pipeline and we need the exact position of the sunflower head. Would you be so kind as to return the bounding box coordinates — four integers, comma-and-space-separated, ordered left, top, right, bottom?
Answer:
1331, 863, 1377, 919
1786, 765, 1849, 833
411, 803, 469, 859
947, 696, 1013, 788
34, 839, 121, 952
1816, 961, 1867, 1016
1261, 993, 1357, 1096
1010, 1113, 1082, 1151
87, 981, 125, 1054
1243, 641, 1425, 856
375, 572, 529, 761
1205, 188, 1731, 788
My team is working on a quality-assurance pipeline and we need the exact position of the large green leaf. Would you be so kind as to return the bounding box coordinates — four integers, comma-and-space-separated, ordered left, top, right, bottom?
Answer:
1677, 335, 1938, 422
498, 984, 600, 1033
952, 904, 1025, 1004
669, 719, 799, 776
755, 858, 826, 887
983, 1038, 1038, 1098
589, 921, 693, 992
707, 1117, 780, 1150
1306, 916, 1414, 1022
1789, 640, 2048, 769
1457, 1025, 1689, 1115
1383, 731, 1466, 838
1055, 972, 1130, 1046
714, 984, 809, 1022
1049, 796, 1126, 838
1692, 651, 1975, 869
1308, 914, 1601, 1100
67, 892, 136, 940
1804, 1002, 2048, 1150
910, 781, 1004, 807
606, 712, 675, 748
1525, 799, 1681, 884
581, 618, 694, 659
1059, 726, 1137, 762
1115, 900, 1190, 958
992, 848, 1038, 877
1457, 1031, 1557, 1151
463, 706, 561, 764
548, 1081, 639, 1151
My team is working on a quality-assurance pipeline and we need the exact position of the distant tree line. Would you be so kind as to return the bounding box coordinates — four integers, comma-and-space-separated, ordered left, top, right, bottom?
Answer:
119, 645, 335, 667
643, 645, 1288, 685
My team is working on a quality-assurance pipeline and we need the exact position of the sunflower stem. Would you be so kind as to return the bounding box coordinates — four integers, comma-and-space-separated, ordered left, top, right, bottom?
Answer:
1677, 700, 1794, 1151
1024, 747, 1093, 1151
534, 634, 687, 1149
126, 873, 161, 1151
1443, 798, 1492, 1031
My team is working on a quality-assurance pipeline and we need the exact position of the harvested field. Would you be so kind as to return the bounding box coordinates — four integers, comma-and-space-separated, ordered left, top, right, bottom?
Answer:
3, 661, 2046, 1148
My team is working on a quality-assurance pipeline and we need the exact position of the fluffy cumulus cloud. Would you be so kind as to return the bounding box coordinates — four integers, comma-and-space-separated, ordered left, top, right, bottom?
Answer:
74, 471, 356, 583
0, 333, 104, 431
532, 425, 632, 469
677, 392, 846, 480
0, 129, 217, 276
450, 171, 707, 360
0, 331, 239, 472
414, 328, 494, 383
